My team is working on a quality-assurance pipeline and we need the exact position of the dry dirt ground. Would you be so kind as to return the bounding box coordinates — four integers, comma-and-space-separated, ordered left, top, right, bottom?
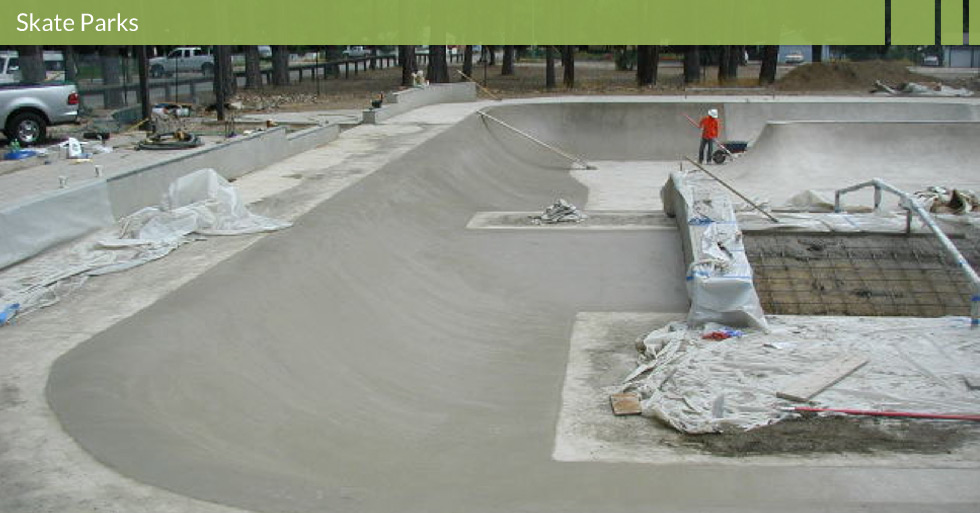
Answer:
224, 59, 978, 115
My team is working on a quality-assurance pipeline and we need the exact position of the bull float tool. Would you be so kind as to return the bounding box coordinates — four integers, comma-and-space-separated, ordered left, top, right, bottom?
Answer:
476, 110, 597, 170
685, 157, 779, 223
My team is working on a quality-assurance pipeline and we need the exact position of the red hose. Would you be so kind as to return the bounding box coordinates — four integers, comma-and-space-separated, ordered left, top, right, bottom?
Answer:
791, 406, 980, 422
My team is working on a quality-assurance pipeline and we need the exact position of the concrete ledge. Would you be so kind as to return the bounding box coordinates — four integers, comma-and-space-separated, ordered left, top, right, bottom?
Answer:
363, 82, 477, 124
287, 123, 340, 155
0, 181, 114, 269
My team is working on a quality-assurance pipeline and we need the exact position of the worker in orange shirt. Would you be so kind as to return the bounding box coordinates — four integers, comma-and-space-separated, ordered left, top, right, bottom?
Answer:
698, 108, 720, 164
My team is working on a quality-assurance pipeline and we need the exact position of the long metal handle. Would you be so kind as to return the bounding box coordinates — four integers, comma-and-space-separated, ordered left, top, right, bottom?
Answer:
476, 110, 596, 170
684, 157, 779, 223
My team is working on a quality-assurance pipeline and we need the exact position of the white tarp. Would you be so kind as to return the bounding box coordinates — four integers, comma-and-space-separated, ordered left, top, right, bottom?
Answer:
624, 316, 980, 433
667, 171, 768, 330
0, 169, 290, 322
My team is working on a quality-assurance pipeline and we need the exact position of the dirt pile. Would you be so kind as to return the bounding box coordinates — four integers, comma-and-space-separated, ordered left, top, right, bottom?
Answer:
776, 61, 938, 92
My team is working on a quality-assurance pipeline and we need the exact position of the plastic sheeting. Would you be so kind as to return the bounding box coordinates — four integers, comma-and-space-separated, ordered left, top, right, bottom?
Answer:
530, 198, 588, 224
665, 171, 768, 330
624, 316, 980, 433
0, 169, 290, 323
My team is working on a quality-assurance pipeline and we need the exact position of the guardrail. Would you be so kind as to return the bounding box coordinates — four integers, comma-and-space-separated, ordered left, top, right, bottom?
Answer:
834, 178, 980, 326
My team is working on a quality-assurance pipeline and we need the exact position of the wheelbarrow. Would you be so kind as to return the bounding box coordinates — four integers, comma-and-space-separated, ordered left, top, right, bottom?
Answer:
711, 140, 748, 164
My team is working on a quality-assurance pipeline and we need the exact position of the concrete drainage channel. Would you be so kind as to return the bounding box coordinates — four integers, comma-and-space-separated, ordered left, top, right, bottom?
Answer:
5, 98, 980, 513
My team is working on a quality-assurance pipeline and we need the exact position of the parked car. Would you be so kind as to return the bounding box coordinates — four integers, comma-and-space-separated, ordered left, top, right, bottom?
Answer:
784, 52, 804, 64
922, 55, 940, 66
149, 47, 215, 77
0, 51, 69, 84
342, 46, 371, 59
1, 82, 79, 145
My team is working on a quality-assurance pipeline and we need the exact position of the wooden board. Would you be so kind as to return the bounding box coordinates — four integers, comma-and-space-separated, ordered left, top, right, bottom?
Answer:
776, 354, 869, 403
609, 392, 642, 416
963, 374, 980, 390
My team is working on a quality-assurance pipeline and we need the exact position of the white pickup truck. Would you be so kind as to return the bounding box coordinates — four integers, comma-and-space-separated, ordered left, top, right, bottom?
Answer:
1, 82, 79, 145
149, 47, 215, 77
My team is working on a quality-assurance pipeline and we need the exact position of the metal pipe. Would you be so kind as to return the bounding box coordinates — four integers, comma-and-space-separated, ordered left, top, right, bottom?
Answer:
787, 406, 980, 422
834, 178, 980, 325
476, 110, 596, 170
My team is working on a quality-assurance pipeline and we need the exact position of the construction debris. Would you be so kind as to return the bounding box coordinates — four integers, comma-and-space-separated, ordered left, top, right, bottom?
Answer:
873, 80, 974, 97
530, 199, 588, 224
623, 316, 980, 433
914, 186, 980, 214
609, 392, 642, 416
0, 169, 290, 321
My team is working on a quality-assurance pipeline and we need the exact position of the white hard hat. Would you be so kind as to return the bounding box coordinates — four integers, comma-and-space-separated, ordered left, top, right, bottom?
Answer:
708, 109, 719, 118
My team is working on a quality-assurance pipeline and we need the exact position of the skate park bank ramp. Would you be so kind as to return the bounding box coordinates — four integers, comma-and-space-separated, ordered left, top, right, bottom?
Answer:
46, 100, 980, 513
724, 120, 980, 205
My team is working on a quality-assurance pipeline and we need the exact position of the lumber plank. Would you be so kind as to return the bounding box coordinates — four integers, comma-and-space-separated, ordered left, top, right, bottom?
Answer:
610, 392, 643, 416
777, 354, 869, 402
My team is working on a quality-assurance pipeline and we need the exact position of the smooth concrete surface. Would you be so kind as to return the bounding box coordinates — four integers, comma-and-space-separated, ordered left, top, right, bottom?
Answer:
4, 97, 980, 513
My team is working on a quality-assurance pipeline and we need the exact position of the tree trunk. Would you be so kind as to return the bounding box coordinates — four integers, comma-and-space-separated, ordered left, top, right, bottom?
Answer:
637, 45, 661, 86
400, 45, 416, 86
100, 46, 124, 108
136, 45, 151, 124
427, 45, 449, 83
245, 46, 262, 89
502, 45, 515, 75
811, 45, 823, 63
759, 45, 779, 85
683, 46, 700, 84
488, 45, 496, 66
462, 46, 473, 80
545, 46, 556, 89
271, 45, 289, 86
726, 45, 742, 83
717, 46, 733, 84
561, 45, 575, 88
214, 45, 236, 98
63, 46, 78, 83
16, 46, 45, 83
650, 46, 660, 84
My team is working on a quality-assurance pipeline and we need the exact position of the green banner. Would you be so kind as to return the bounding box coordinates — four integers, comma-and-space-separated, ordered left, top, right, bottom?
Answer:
892, 0, 934, 44
941, 0, 964, 44
0, 0, 894, 45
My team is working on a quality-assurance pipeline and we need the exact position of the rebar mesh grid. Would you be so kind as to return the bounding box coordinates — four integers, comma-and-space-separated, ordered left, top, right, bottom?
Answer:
743, 233, 980, 318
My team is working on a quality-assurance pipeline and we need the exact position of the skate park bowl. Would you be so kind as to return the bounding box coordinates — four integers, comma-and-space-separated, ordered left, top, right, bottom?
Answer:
46, 99, 980, 513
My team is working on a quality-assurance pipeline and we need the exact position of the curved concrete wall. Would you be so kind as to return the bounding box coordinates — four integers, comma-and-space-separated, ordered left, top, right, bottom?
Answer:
725, 120, 980, 201
48, 112, 689, 513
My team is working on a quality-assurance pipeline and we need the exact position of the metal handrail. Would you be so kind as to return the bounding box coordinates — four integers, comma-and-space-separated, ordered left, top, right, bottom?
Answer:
834, 178, 980, 326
